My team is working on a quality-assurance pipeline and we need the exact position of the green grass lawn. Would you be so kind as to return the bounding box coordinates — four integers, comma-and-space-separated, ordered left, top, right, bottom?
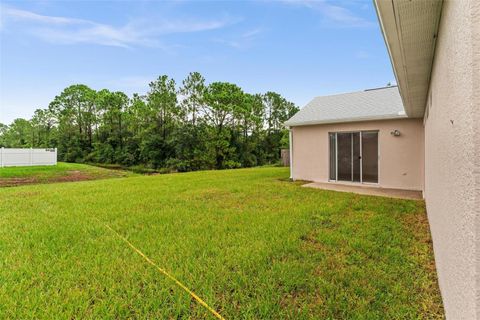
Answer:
0, 167, 443, 319
0, 162, 133, 187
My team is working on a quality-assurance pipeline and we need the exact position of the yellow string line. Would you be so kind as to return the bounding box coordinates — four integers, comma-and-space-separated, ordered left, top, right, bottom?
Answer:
93, 217, 225, 320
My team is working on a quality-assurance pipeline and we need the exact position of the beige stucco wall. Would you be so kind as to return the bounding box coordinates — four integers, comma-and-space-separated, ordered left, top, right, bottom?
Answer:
291, 118, 424, 191
423, 0, 480, 318
475, 2, 480, 317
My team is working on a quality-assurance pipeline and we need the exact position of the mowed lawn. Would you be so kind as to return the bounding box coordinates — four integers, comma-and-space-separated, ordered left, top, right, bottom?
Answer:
0, 167, 443, 319
0, 162, 132, 187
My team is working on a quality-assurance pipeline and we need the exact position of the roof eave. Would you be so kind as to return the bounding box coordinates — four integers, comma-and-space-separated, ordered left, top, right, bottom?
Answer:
373, 0, 443, 118
285, 114, 408, 127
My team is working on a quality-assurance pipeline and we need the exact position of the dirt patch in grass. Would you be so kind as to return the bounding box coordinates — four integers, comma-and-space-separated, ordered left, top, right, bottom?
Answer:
0, 165, 130, 187
57, 170, 93, 182
0, 177, 37, 187
0, 171, 92, 187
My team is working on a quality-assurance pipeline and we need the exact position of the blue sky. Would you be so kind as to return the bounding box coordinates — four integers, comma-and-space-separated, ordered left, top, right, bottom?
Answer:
0, 0, 395, 125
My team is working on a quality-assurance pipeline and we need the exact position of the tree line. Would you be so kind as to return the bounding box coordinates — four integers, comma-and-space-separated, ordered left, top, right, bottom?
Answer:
0, 72, 298, 171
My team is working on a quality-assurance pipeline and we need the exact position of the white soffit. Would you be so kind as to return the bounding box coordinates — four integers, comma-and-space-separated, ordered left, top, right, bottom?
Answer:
374, 0, 443, 118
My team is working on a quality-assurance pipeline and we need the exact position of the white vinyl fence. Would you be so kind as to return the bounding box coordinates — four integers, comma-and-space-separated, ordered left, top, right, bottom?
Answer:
0, 148, 57, 167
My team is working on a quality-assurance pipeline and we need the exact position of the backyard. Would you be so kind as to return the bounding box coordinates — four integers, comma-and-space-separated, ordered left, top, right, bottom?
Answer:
0, 166, 443, 319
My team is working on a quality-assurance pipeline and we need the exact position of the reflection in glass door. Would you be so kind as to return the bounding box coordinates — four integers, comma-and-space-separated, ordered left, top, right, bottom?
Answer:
328, 131, 378, 183
361, 132, 378, 183
352, 132, 361, 182
337, 133, 352, 181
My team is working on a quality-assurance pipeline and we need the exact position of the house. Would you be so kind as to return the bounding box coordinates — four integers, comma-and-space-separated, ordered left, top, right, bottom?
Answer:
285, 86, 424, 191
286, 0, 479, 318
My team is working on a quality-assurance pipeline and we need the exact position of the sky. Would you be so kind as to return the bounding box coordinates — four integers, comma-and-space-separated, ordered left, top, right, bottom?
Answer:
0, 0, 395, 125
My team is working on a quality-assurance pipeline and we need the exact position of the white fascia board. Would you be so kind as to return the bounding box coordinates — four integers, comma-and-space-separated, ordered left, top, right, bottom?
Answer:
284, 114, 409, 127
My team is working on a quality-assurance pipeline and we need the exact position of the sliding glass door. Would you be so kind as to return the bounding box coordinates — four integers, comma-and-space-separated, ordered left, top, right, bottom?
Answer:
329, 131, 378, 183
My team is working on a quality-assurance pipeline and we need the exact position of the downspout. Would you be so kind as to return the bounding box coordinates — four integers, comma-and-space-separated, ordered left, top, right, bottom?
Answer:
289, 128, 293, 180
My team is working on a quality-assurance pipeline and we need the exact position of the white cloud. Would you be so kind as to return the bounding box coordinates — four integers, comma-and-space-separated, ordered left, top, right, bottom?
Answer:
279, 0, 374, 27
0, 5, 237, 48
213, 27, 263, 49
3, 7, 88, 25
242, 28, 262, 39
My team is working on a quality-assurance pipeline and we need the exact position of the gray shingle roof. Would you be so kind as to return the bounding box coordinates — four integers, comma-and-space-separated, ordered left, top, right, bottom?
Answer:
285, 86, 407, 127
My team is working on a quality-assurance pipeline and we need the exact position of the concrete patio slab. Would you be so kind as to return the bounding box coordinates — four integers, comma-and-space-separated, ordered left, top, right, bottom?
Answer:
303, 182, 423, 200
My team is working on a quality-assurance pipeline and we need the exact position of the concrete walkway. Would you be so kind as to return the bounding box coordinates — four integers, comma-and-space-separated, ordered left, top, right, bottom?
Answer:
303, 182, 423, 200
